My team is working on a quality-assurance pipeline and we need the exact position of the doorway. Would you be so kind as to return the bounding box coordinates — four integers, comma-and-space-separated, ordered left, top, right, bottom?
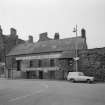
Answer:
39, 71, 43, 79
49, 71, 55, 79
26, 71, 30, 79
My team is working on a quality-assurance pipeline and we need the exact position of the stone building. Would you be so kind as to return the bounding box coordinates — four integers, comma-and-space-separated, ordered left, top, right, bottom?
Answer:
6, 29, 87, 79
0, 26, 25, 77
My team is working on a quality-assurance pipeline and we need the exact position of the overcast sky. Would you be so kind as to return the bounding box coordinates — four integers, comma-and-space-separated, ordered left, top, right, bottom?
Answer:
0, 0, 105, 48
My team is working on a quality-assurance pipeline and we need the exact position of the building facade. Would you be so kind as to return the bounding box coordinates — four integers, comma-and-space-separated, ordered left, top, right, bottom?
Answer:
0, 26, 25, 77
6, 29, 87, 79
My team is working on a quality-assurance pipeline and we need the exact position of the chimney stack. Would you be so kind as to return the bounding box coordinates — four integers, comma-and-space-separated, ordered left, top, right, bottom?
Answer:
28, 35, 33, 43
39, 32, 48, 41
54, 33, 60, 40
0, 25, 3, 36
10, 28, 17, 36
15, 35, 19, 45
81, 28, 86, 39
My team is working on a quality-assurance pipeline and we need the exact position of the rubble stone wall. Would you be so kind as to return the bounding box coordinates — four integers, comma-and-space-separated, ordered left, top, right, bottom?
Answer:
78, 48, 105, 81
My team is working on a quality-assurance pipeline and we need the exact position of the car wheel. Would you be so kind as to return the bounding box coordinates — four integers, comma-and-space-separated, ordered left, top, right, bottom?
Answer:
70, 79, 75, 83
87, 79, 91, 84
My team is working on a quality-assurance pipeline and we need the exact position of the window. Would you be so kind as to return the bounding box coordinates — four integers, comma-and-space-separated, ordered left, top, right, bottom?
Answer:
38, 60, 42, 67
17, 60, 21, 71
30, 60, 33, 68
50, 59, 55, 67
68, 58, 74, 66
79, 72, 84, 76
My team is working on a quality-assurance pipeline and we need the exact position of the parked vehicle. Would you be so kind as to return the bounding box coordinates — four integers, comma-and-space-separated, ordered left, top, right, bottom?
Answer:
67, 72, 94, 83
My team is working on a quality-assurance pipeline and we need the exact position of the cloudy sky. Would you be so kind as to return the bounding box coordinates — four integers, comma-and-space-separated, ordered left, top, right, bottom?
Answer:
0, 0, 105, 48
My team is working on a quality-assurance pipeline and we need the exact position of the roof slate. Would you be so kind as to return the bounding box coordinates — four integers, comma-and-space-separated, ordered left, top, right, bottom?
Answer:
7, 37, 87, 56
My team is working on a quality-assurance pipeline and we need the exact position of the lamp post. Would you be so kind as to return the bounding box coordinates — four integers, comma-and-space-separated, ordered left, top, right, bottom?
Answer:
4, 45, 6, 78
73, 24, 79, 72
3, 43, 7, 78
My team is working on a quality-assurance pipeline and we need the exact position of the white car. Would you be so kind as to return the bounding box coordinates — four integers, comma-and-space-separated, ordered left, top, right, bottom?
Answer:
67, 72, 94, 83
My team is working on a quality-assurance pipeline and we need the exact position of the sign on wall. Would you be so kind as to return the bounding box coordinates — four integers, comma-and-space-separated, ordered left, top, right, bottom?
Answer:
16, 53, 61, 60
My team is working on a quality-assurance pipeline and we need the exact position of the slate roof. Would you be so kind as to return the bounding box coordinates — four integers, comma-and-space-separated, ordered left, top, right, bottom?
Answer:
7, 36, 87, 56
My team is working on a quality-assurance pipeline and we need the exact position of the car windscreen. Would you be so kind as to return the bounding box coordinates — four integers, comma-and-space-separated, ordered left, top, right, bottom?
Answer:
79, 72, 84, 76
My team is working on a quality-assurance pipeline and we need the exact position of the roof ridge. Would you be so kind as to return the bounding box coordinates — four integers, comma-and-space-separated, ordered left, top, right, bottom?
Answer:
34, 36, 82, 44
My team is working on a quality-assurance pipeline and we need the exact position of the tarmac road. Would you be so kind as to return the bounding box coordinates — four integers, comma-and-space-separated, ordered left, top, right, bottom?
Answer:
0, 79, 105, 105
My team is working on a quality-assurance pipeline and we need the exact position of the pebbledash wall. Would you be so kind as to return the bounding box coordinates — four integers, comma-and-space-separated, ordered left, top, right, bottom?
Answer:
7, 29, 102, 80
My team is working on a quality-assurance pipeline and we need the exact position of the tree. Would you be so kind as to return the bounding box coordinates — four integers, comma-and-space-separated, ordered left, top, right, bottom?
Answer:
57, 58, 74, 79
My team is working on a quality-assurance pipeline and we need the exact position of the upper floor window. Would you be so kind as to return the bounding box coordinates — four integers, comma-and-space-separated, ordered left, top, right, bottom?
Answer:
38, 60, 42, 67
30, 60, 33, 67
50, 59, 55, 67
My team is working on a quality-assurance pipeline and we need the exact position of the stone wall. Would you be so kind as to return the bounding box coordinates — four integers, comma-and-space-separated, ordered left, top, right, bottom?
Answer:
78, 48, 105, 81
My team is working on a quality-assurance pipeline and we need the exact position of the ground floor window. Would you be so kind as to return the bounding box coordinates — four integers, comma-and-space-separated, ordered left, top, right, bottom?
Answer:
26, 71, 37, 79
17, 60, 21, 71
23, 70, 64, 80
39, 71, 43, 79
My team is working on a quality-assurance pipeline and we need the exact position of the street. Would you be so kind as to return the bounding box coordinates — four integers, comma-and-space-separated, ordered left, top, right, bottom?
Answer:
0, 79, 105, 105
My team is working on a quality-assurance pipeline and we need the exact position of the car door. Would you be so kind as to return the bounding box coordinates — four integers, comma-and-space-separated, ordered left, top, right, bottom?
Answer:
77, 73, 84, 81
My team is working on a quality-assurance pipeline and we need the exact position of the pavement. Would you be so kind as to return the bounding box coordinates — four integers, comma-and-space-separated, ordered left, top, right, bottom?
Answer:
0, 79, 105, 105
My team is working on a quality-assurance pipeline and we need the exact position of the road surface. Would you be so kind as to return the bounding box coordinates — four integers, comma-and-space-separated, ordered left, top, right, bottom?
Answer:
0, 79, 105, 105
